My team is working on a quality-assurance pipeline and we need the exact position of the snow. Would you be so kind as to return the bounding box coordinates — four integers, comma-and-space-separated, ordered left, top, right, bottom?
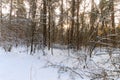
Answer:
0, 46, 120, 80
0, 49, 59, 80
0, 47, 87, 80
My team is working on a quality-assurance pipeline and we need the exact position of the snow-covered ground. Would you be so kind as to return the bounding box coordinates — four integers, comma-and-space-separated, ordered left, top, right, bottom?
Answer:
0, 48, 66, 80
0, 46, 120, 80
0, 47, 88, 80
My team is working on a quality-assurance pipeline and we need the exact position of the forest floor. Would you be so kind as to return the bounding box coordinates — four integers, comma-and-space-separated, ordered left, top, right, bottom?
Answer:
0, 46, 120, 80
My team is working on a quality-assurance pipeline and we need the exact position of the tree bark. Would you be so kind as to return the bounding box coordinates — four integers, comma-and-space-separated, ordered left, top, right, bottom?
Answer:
0, 0, 2, 23
43, 0, 47, 47
10, 0, 13, 24
69, 0, 75, 47
48, 0, 51, 50
76, 0, 80, 50
30, 0, 37, 54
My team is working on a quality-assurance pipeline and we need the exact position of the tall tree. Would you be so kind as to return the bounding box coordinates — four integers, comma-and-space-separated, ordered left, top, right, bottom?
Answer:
110, 0, 116, 47
59, 0, 64, 44
10, 0, 13, 24
42, 0, 47, 47
76, 0, 80, 50
110, 0, 115, 32
30, 0, 37, 54
69, 0, 75, 47
0, 0, 2, 23
48, 0, 51, 50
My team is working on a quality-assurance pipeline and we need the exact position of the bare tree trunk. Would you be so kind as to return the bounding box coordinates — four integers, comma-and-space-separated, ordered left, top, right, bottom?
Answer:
43, 0, 47, 47
89, 0, 96, 34
51, 6, 55, 55
48, 1, 51, 50
69, 0, 75, 48
59, 0, 64, 44
110, 0, 115, 58
0, 0, 2, 23
30, 0, 37, 54
10, 0, 13, 24
89, 0, 96, 57
111, 0, 115, 33
76, 0, 80, 50
0, 0, 2, 37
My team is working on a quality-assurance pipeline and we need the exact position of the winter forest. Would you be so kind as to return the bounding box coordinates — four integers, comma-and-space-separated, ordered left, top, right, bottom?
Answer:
0, 0, 120, 80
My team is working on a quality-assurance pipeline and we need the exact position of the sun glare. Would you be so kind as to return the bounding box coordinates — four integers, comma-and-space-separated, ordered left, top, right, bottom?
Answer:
64, 24, 69, 30
2, 5, 10, 14
94, 0, 100, 5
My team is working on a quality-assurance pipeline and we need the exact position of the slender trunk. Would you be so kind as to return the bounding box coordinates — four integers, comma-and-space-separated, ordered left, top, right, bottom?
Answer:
66, 0, 69, 48
60, 0, 64, 44
69, 0, 75, 47
10, 0, 13, 24
90, 0, 95, 32
49, 3, 55, 55
48, 1, 51, 50
0, 0, 2, 23
76, 0, 80, 50
111, 0, 115, 33
111, 0, 115, 47
0, 0, 2, 38
30, 0, 37, 54
89, 0, 95, 57
43, 0, 47, 47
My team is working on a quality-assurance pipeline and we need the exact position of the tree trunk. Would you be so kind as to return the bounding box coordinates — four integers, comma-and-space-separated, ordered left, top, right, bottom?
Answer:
0, 0, 2, 23
59, 0, 64, 44
10, 0, 13, 24
30, 0, 37, 54
76, 0, 80, 50
43, 0, 47, 47
48, 0, 51, 50
69, 0, 75, 48
111, 0, 115, 32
